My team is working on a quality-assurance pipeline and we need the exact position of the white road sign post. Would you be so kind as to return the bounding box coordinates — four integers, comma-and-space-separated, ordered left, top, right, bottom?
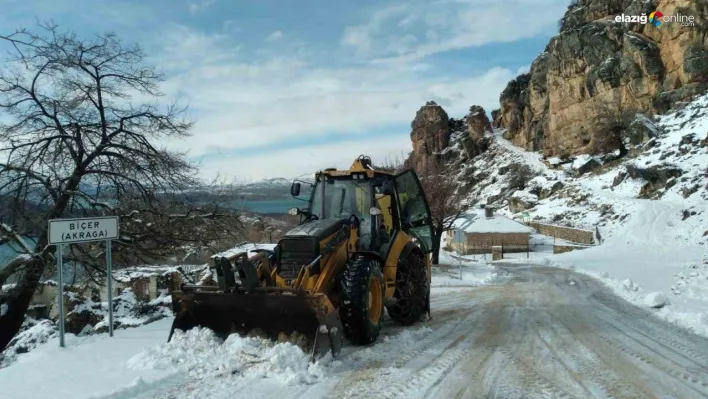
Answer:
48, 216, 119, 347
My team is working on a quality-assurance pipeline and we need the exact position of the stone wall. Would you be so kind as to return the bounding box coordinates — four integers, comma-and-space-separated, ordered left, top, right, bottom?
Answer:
467, 232, 530, 247
455, 232, 531, 254
527, 222, 595, 244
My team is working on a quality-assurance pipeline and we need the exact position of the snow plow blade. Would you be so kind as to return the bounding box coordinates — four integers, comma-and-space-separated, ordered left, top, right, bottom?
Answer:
168, 286, 343, 361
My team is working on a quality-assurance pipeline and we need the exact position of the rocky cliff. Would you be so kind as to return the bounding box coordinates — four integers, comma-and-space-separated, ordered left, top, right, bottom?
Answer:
407, 101, 452, 171
499, 0, 708, 158
407, 102, 493, 170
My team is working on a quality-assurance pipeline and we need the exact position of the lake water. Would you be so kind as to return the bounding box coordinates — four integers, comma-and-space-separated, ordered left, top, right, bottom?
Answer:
0, 238, 35, 267
234, 198, 306, 214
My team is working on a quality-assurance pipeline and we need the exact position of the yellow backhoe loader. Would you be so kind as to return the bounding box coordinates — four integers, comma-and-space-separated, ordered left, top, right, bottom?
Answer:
168, 155, 434, 360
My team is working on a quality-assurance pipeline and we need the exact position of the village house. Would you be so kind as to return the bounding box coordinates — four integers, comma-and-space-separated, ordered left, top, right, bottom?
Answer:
445, 207, 533, 255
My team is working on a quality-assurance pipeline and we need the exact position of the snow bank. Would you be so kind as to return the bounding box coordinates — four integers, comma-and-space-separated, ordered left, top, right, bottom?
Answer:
128, 327, 324, 385
644, 292, 667, 309
545, 195, 708, 336
1, 287, 173, 368
0, 318, 176, 399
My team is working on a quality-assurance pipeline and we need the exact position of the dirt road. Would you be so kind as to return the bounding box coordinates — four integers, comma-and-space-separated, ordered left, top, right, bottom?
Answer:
139, 264, 708, 399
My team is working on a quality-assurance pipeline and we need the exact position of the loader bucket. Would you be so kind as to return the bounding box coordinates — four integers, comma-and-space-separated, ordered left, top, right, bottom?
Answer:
168, 289, 343, 361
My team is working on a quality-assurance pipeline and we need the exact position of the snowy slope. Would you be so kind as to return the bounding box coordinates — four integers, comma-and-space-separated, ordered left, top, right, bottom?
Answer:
453, 92, 708, 337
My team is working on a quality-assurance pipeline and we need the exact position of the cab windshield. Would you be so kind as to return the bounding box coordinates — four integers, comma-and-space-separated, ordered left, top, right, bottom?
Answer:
309, 177, 373, 221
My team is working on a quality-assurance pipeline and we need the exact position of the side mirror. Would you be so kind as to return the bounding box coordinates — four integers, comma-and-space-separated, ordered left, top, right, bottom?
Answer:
288, 207, 300, 216
382, 180, 395, 196
290, 182, 301, 197
369, 207, 383, 216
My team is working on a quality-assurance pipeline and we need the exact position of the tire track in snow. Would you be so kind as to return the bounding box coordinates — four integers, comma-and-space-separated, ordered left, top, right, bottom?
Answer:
535, 277, 654, 398
321, 286, 510, 399
595, 331, 708, 399
541, 309, 655, 398
591, 294, 708, 367
319, 311, 485, 399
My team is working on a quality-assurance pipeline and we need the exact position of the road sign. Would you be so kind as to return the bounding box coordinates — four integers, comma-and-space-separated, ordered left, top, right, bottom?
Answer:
48, 216, 119, 347
48, 216, 119, 245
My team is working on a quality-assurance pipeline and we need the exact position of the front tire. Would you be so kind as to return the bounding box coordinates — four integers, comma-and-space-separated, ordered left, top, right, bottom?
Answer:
339, 255, 385, 345
386, 249, 428, 325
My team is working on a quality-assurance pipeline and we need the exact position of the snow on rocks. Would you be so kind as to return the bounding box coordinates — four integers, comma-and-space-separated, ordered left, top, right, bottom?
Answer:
509, 190, 538, 213
0, 318, 58, 368
547, 157, 562, 166
211, 243, 277, 260
570, 154, 603, 176
1, 286, 174, 368
68, 287, 173, 334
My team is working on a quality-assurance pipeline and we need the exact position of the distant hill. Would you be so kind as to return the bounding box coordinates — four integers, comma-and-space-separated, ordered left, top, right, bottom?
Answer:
239, 175, 314, 201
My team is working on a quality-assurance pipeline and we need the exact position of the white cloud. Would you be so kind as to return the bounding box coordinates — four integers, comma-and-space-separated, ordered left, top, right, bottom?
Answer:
142, 24, 524, 180
188, 0, 217, 15
133, 0, 568, 180
197, 135, 412, 182
340, 0, 567, 62
160, 61, 515, 158
341, 4, 410, 56
266, 30, 283, 42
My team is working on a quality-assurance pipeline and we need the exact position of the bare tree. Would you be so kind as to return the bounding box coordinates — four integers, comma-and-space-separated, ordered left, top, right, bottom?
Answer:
373, 154, 407, 174
507, 163, 535, 190
590, 100, 643, 154
0, 23, 242, 352
380, 158, 472, 265
417, 161, 473, 264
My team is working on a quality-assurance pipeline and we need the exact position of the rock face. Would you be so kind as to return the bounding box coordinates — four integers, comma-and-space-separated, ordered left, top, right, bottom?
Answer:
625, 163, 684, 197
491, 109, 502, 128
460, 106, 493, 159
499, 0, 708, 158
466, 105, 493, 140
408, 102, 492, 170
509, 191, 539, 213
408, 101, 452, 171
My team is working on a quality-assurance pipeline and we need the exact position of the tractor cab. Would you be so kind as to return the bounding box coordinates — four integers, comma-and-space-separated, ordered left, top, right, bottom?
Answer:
288, 155, 433, 257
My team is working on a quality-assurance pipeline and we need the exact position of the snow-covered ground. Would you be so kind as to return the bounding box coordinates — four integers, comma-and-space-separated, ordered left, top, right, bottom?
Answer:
0, 286, 174, 369
4, 260, 708, 399
0, 250, 497, 399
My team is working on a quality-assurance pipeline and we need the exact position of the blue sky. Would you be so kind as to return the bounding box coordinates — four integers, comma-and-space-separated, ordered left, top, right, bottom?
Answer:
0, 0, 570, 181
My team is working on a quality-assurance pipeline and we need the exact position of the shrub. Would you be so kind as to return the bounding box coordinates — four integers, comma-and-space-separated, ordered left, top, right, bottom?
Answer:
507, 163, 535, 190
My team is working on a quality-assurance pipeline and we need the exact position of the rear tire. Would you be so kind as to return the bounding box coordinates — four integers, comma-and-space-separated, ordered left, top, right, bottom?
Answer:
386, 249, 428, 325
339, 255, 385, 345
